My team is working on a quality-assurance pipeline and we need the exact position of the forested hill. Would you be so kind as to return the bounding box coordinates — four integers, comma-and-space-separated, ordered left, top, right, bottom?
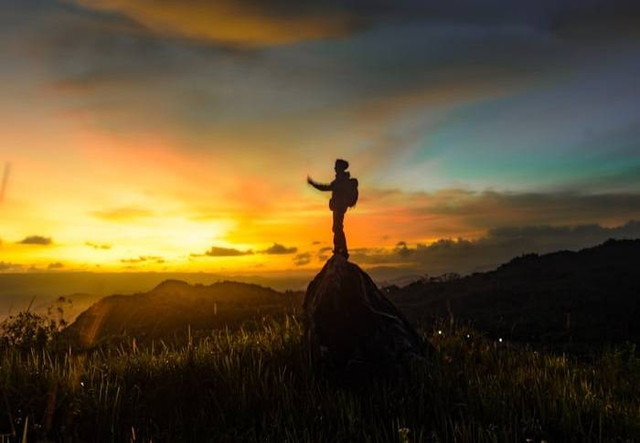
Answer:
66, 280, 301, 346
388, 239, 640, 345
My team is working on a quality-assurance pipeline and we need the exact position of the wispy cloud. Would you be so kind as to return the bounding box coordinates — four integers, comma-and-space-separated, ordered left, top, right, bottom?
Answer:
90, 206, 154, 222
73, 0, 360, 47
85, 242, 112, 250
0, 162, 10, 203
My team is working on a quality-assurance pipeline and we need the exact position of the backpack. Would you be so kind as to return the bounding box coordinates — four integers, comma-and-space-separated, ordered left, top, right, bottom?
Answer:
345, 178, 359, 207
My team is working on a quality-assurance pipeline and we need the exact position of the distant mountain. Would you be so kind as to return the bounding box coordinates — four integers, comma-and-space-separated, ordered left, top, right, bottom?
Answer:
66, 280, 301, 346
387, 239, 640, 346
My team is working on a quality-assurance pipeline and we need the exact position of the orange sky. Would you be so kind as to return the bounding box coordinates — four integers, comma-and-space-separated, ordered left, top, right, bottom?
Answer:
1, 0, 640, 278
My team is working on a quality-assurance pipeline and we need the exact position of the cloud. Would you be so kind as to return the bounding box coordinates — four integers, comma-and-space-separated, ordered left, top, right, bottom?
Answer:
549, 1, 640, 40
0, 162, 10, 203
358, 188, 640, 241
71, 0, 640, 49
293, 252, 312, 266
48, 262, 64, 269
73, 0, 360, 47
352, 220, 640, 276
90, 206, 154, 221
260, 243, 297, 255
195, 246, 254, 258
18, 235, 53, 245
0, 262, 23, 271
120, 255, 165, 264
85, 242, 112, 250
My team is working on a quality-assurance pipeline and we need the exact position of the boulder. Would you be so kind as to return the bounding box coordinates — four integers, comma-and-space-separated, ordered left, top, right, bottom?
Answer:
303, 255, 428, 375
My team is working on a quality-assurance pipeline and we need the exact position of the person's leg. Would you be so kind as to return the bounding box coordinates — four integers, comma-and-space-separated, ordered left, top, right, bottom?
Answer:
332, 209, 348, 258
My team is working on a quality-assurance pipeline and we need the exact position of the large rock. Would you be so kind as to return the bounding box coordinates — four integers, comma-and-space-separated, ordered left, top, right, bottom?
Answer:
303, 255, 428, 375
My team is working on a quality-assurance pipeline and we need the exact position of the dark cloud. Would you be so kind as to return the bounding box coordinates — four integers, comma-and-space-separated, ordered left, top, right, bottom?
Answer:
549, 0, 640, 40
120, 255, 165, 264
361, 188, 640, 240
90, 206, 154, 221
72, 0, 363, 47
47, 262, 64, 269
85, 242, 112, 250
71, 0, 640, 48
352, 220, 640, 276
260, 243, 298, 255
18, 235, 52, 245
293, 252, 312, 266
195, 246, 253, 257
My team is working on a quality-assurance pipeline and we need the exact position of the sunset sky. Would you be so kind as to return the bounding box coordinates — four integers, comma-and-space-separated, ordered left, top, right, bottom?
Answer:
1, 0, 640, 279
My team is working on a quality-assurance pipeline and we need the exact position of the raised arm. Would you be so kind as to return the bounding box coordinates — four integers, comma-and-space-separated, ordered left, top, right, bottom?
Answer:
307, 176, 332, 192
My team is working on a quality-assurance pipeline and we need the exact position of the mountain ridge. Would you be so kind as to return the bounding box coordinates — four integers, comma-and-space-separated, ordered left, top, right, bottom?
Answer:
388, 238, 640, 346
65, 239, 640, 348
66, 280, 301, 346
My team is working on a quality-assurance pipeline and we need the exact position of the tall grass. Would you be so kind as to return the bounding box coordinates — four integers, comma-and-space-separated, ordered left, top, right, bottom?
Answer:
1, 317, 639, 442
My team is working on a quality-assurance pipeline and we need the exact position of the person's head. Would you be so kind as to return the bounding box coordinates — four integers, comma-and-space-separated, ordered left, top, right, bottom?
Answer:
334, 159, 349, 173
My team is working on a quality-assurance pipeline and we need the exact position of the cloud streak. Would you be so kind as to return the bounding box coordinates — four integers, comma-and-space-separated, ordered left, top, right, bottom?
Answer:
120, 256, 165, 264
72, 0, 640, 49
86, 242, 112, 250
18, 236, 53, 246
90, 206, 154, 222
73, 0, 359, 47
0, 162, 10, 203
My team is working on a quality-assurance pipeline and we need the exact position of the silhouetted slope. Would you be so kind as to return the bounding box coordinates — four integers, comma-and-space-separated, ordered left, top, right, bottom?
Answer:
388, 239, 640, 344
67, 280, 300, 346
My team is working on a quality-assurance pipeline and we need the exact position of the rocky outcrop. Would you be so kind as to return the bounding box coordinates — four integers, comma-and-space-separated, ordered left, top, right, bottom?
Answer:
303, 255, 428, 375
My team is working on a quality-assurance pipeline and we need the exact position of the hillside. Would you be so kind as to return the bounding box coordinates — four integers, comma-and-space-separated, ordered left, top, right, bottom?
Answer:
388, 239, 640, 345
66, 280, 301, 346
66, 239, 640, 348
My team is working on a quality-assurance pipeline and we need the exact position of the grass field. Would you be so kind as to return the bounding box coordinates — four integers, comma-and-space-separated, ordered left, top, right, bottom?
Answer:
1, 316, 639, 442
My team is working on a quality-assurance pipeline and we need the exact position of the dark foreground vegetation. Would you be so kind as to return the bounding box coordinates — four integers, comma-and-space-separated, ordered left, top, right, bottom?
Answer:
1, 314, 639, 442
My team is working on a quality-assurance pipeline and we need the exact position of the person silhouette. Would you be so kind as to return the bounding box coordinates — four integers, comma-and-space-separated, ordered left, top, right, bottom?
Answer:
307, 159, 358, 259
